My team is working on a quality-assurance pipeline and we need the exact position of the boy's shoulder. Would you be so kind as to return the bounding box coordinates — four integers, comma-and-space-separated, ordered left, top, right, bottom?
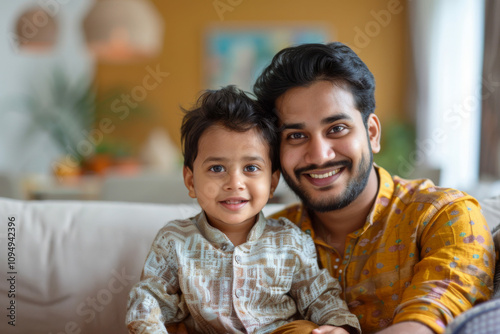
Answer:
264, 215, 309, 237
155, 215, 200, 240
266, 203, 303, 223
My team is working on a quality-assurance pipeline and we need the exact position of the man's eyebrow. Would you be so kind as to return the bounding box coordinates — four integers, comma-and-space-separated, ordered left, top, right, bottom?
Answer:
280, 113, 353, 131
280, 123, 304, 131
321, 113, 353, 125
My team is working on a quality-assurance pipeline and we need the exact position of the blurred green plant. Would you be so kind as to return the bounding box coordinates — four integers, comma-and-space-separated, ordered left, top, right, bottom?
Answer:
12, 69, 154, 166
374, 118, 416, 177
15, 68, 96, 164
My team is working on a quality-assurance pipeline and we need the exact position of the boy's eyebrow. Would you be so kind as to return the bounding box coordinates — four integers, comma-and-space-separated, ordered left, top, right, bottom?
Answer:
202, 157, 227, 165
243, 155, 266, 163
280, 113, 353, 131
202, 156, 266, 164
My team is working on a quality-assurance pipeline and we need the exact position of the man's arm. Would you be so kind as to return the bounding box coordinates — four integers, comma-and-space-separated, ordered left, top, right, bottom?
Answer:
391, 198, 495, 333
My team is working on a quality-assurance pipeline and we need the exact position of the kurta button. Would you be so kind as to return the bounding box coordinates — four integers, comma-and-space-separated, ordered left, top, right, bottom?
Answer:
235, 255, 242, 264
235, 289, 242, 298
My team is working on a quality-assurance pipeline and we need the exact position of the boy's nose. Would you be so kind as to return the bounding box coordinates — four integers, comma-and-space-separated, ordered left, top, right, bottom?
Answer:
304, 136, 335, 165
224, 172, 245, 191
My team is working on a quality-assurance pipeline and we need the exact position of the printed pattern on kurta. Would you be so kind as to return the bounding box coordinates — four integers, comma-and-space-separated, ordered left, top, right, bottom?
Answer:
126, 212, 361, 334
269, 166, 495, 334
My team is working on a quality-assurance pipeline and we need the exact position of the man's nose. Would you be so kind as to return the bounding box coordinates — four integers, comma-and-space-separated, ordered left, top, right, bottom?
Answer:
304, 136, 335, 165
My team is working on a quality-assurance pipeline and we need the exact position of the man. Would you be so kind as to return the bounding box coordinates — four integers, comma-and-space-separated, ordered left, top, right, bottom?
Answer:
253, 42, 495, 334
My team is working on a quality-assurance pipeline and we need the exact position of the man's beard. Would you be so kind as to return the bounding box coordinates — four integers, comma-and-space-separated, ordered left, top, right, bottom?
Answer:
281, 151, 373, 213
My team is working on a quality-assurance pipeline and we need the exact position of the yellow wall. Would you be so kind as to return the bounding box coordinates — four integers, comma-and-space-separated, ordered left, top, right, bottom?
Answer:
95, 0, 409, 155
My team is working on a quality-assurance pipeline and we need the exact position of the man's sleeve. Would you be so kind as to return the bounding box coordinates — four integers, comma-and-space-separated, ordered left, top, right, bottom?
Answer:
126, 228, 187, 334
393, 199, 495, 333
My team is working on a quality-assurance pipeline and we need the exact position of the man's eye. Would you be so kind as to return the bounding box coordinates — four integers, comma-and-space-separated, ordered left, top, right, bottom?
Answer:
329, 125, 346, 133
209, 165, 225, 173
286, 132, 305, 140
244, 165, 259, 172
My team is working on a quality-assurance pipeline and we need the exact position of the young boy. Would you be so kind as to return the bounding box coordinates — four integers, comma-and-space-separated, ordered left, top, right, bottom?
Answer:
125, 86, 360, 334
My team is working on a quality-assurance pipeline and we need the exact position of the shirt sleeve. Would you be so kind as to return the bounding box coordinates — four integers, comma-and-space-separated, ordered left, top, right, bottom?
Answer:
291, 230, 361, 333
393, 199, 495, 333
126, 227, 187, 334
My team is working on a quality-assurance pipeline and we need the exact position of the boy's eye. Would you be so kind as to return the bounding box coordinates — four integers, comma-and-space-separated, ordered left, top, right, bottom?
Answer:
209, 165, 225, 173
244, 165, 260, 172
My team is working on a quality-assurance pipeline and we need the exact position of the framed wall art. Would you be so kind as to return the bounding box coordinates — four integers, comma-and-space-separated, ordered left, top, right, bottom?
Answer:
204, 23, 331, 92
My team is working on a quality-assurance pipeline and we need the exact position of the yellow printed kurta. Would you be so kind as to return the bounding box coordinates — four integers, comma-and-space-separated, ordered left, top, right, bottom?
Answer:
269, 167, 495, 334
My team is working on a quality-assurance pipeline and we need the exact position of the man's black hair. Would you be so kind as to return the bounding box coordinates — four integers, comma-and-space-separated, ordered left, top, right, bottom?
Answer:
253, 42, 376, 124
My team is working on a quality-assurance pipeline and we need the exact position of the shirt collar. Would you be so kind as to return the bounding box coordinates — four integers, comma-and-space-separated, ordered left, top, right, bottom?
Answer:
194, 211, 267, 248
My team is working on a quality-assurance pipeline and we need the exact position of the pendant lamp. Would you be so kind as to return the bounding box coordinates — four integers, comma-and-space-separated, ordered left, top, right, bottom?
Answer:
82, 0, 164, 63
14, 6, 58, 52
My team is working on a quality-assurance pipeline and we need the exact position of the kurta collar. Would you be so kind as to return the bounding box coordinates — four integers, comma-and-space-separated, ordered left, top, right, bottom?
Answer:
194, 211, 267, 249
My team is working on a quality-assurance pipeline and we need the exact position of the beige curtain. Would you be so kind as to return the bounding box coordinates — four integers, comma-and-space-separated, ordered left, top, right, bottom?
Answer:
480, 0, 500, 178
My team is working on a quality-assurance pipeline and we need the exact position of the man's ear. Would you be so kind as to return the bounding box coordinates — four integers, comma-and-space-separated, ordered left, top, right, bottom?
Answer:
183, 166, 197, 198
367, 114, 381, 154
269, 170, 280, 199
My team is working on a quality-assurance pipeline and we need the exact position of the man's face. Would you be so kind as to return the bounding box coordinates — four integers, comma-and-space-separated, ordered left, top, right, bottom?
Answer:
276, 80, 380, 212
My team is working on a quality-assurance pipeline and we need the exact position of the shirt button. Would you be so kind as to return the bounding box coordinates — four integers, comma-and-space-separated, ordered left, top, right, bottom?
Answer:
335, 258, 340, 262
235, 255, 242, 264
235, 289, 242, 298
334, 265, 338, 269
221, 245, 227, 251
339, 269, 343, 274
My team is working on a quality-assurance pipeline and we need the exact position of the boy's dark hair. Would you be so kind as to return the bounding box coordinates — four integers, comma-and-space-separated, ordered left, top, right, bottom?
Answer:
181, 85, 279, 172
253, 42, 376, 125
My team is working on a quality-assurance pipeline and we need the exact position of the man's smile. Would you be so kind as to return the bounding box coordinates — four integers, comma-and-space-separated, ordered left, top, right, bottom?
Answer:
308, 168, 342, 179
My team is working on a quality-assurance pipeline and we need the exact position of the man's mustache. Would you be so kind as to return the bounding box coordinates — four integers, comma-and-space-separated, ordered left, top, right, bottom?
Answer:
293, 160, 352, 179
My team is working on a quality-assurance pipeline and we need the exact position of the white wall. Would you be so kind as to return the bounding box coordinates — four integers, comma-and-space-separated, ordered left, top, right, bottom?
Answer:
0, 0, 94, 174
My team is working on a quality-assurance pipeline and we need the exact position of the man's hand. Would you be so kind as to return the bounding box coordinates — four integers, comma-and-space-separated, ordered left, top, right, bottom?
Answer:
375, 321, 435, 334
312, 325, 351, 334
165, 322, 188, 333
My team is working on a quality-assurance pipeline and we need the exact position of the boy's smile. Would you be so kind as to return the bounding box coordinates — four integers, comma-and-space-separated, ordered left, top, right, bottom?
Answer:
183, 125, 279, 238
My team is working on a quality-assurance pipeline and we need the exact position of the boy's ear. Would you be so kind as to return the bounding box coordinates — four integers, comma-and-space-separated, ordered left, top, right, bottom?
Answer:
269, 170, 280, 199
183, 166, 197, 198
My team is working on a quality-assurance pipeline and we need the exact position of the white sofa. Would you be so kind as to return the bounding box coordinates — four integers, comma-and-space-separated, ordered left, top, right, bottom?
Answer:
0, 196, 499, 334
0, 198, 285, 334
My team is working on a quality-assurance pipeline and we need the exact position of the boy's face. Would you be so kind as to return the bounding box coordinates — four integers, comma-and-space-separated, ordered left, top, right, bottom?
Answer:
183, 125, 279, 231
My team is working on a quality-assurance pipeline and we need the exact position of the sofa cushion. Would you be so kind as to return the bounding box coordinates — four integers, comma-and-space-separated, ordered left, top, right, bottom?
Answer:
444, 298, 500, 334
480, 195, 500, 231
479, 195, 500, 298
